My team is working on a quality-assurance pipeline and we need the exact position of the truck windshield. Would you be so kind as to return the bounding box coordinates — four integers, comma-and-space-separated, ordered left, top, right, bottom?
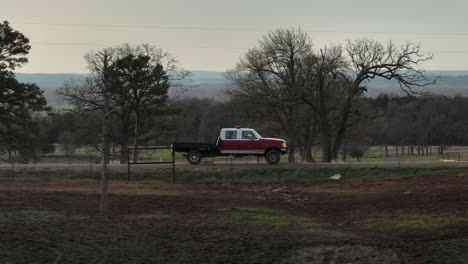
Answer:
251, 130, 262, 139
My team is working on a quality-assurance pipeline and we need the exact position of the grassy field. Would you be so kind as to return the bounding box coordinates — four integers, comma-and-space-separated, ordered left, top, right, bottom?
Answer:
1, 165, 467, 184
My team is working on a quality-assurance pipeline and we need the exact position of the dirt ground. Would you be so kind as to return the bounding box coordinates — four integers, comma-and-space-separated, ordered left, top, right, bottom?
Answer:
1, 175, 468, 263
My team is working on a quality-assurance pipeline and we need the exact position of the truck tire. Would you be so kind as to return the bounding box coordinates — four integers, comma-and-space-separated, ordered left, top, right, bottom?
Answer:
265, 150, 280, 165
187, 150, 202, 165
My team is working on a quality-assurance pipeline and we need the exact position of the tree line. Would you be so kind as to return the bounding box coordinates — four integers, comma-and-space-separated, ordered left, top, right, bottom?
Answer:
32, 94, 468, 160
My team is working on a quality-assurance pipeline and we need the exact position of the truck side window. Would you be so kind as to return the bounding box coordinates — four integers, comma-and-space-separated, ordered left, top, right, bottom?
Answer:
242, 131, 257, 140
225, 130, 237, 140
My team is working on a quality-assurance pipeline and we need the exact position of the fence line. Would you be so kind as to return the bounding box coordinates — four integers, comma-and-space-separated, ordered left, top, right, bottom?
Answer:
127, 146, 175, 183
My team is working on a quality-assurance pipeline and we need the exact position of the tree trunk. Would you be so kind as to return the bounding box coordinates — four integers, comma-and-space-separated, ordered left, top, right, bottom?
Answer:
320, 124, 331, 162
120, 141, 128, 164
385, 145, 389, 158
119, 117, 130, 164
319, 106, 331, 162
299, 143, 314, 163
99, 53, 113, 217
132, 111, 140, 163
120, 124, 129, 164
100, 99, 111, 217
299, 145, 309, 163
299, 147, 306, 162
304, 145, 314, 163
287, 120, 297, 163
287, 106, 298, 164
331, 91, 353, 161
439, 144, 444, 155
302, 125, 314, 163
288, 147, 296, 163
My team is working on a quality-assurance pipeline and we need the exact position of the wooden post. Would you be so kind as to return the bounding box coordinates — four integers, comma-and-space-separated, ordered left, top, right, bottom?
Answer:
127, 148, 130, 183
90, 156, 93, 178
172, 148, 176, 184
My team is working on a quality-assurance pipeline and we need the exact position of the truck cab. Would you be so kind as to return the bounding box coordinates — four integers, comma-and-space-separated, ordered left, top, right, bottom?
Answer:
219, 128, 287, 156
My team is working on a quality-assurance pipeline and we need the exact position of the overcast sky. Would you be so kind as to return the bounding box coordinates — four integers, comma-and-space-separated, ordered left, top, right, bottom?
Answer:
2, 0, 467, 73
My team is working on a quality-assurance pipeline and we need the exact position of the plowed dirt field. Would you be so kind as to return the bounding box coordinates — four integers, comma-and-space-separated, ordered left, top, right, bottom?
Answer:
1, 175, 468, 263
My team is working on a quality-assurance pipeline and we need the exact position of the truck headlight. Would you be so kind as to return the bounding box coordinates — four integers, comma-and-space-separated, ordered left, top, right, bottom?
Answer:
282, 143, 287, 148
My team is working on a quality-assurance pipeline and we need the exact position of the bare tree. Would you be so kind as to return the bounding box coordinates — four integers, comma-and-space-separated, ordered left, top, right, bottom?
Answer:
331, 40, 435, 160
229, 28, 434, 163
300, 46, 349, 162
302, 40, 434, 162
228, 28, 313, 163
58, 48, 116, 216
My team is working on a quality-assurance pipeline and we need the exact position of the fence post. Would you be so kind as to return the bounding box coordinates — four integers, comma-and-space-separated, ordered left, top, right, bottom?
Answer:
89, 156, 93, 179
172, 147, 176, 184
127, 148, 130, 183
396, 150, 401, 171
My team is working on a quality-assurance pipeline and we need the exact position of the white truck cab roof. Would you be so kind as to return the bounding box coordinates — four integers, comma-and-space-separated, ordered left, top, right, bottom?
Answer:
220, 127, 262, 140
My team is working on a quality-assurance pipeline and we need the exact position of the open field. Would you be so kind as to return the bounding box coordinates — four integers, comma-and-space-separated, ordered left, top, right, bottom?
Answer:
1, 168, 468, 263
1, 165, 468, 184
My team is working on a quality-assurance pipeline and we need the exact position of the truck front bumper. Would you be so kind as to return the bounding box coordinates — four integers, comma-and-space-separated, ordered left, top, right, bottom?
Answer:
280, 148, 289, 155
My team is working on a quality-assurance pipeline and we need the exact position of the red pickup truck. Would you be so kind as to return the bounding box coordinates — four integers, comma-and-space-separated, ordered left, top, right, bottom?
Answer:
173, 127, 288, 165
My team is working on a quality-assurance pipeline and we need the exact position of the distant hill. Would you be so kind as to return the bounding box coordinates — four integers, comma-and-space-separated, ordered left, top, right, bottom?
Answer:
365, 75, 468, 97
15, 70, 468, 105
16, 73, 87, 105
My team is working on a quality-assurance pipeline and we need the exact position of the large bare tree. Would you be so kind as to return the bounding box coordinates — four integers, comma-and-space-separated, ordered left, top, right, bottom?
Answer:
300, 46, 349, 162
231, 30, 434, 163
300, 40, 434, 162
228, 28, 313, 163
331, 40, 435, 160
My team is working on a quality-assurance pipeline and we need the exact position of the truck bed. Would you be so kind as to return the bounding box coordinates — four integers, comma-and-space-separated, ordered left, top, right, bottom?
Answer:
172, 142, 220, 153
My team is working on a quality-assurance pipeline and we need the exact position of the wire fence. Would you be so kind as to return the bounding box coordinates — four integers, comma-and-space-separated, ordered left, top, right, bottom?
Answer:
127, 146, 175, 183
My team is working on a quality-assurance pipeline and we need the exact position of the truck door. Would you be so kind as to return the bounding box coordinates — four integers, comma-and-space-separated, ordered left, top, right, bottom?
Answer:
220, 129, 240, 153
239, 129, 263, 154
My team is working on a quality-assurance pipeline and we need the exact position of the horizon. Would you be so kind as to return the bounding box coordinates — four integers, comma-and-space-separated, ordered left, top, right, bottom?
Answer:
14, 69, 468, 75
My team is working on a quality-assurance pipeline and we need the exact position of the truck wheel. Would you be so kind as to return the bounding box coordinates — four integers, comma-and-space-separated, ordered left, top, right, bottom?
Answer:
265, 150, 280, 165
187, 150, 202, 165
